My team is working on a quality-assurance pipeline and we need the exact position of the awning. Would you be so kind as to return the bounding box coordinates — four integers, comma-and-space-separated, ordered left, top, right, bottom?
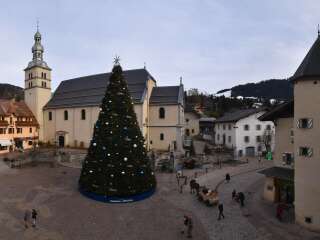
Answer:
259, 166, 294, 181
0, 139, 12, 146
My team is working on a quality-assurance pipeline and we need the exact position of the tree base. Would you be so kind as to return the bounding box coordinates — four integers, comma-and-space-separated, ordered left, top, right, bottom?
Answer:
79, 186, 156, 203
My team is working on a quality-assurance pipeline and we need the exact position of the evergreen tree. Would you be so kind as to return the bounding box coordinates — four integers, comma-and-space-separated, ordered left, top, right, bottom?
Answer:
79, 59, 156, 199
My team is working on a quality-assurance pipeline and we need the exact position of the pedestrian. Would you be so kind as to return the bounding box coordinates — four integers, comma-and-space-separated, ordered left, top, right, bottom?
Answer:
225, 173, 231, 183
23, 210, 30, 229
181, 215, 189, 235
239, 192, 245, 207
31, 209, 37, 228
187, 216, 193, 238
189, 179, 196, 194
218, 203, 225, 220
232, 189, 236, 200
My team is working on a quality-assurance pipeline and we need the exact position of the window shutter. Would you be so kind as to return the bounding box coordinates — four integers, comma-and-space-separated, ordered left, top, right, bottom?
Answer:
307, 119, 313, 129
308, 148, 313, 157
296, 120, 301, 129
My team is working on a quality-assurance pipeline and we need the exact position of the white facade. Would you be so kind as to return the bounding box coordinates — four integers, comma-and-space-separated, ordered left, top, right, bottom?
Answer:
215, 112, 275, 158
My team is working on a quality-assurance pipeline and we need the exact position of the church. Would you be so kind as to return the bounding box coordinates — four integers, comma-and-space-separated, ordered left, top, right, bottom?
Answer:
24, 29, 185, 152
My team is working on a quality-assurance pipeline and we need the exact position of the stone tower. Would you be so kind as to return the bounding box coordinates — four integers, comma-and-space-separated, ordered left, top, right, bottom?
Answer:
24, 27, 52, 141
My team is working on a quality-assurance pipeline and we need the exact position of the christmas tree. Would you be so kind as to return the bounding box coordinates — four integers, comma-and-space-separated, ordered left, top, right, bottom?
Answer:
79, 58, 156, 202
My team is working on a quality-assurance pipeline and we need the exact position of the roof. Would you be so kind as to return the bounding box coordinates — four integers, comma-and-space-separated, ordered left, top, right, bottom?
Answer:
44, 69, 155, 109
149, 85, 184, 105
0, 99, 36, 117
291, 36, 320, 82
199, 117, 216, 122
259, 100, 294, 121
259, 167, 294, 181
214, 108, 264, 123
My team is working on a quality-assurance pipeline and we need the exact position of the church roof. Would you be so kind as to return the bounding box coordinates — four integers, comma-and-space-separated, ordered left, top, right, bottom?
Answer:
44, 69, 156, 109
149, 86, 184, 105
291, 36, 320, 82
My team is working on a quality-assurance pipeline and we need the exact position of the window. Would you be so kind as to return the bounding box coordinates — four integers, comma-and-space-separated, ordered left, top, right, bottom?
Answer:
244, 136, 249, 143
256, 124, 261, 130
160, 133, 164, 140
48, 112, 52, 121
191, 129, 194, 134
17, 128, 23, 134
44, 73, 47, 79
28, 141, 33, 146
282, 153, 294, 165
217, 134, 220, 141
10, 117, 13, 124
29, 128, 32, 133
41, 72, 44, 78
266, 124, 271, 130
228, 136, 231, 143
299, 147, 313, 157
223, 124, 226, 130
228, 124, 231, 130
150, 140, 153, 145
8, 128, 14, 134
238, 150, 243, 157
305, 217, 312, 224
64, 110, 68, 120
81, 109, 86, 120
297, 118, 313, 129
0, 128, 5, 134
159, 108, 165, 119
186, 118, 189, 123
42, 81, 47, 88
244, 125, 249, 131
256, 136, 261, 143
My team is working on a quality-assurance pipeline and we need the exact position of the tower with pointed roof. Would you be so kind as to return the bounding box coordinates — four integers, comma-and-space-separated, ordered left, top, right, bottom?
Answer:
24, 27, 52, 141
291, 32, 320, 231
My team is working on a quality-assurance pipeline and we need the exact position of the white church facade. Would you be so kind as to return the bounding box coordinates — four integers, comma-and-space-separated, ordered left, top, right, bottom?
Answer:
24, 29, 185, 152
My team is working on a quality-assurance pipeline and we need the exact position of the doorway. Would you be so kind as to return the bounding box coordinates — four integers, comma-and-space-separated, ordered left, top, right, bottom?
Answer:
58, 135, 65, 148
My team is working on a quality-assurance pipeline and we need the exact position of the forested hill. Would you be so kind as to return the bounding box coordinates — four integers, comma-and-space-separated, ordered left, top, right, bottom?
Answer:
230, 79, 293, 100
0, 84, 23, 100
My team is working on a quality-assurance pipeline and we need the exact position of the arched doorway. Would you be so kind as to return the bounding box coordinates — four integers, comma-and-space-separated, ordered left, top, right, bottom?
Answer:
58, 135, 65, 148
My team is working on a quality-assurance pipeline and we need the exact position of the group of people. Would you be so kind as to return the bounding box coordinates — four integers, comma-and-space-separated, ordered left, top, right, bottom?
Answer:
23, 209, 38, 229
232, 189, 245, 207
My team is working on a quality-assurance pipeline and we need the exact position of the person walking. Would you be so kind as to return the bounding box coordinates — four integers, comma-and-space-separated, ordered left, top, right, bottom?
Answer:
218, 203, 225, 220
181, 215, 189, 235
189, 179, 196, 194
187, 216, 193, 238
232, 189, 236, 200
239, 192, 245, 207
31, 209, 38, 228
23, 210, 30, 229
225, 173, 231, 183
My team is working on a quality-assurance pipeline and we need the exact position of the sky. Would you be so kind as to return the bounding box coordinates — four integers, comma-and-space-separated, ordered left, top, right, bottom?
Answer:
0, 0, 320, 93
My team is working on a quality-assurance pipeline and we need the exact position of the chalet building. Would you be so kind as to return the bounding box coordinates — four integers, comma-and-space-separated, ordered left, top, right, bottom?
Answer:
0, 99, 39, 153
23, 29, 185, 153
260, 33, 320, 231
214, 109, 274, 158
184, 105, 202, 137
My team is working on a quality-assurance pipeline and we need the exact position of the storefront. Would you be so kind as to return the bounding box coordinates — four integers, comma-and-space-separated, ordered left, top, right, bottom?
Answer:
259, 166, 294, 204
0, 139, 12, 153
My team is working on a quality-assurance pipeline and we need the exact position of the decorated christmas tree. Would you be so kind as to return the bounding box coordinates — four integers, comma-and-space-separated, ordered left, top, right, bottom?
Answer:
79, 58, 156, 202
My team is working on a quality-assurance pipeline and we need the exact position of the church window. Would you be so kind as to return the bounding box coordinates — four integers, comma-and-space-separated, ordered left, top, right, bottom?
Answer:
160, 133, 164, 140
41, 72, 44, 78
48, 112, 52, 121
64, 110, 68, 121
159, 107, 165, 119
42, 81, 47, 88
81, 109, 86, 120
44, 73, 47, 79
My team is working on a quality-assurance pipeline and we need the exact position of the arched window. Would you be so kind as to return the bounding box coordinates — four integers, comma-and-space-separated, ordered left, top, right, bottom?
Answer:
160, 133, 164, 140
81, 109, 86, 120
159, 107, 165, 119
64, 110, 68, 120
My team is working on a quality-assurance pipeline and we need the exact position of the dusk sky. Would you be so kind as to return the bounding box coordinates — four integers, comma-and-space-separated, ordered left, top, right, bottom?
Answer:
1, 0, 320, 93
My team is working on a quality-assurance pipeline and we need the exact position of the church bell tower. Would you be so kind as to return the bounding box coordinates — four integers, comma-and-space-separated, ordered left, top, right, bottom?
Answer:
24, 26, 52, 141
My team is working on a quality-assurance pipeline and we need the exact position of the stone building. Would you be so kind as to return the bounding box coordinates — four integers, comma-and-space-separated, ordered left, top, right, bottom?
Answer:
23, 29, 185, 152
0, 99, 39, 153
260, 33, 320, 231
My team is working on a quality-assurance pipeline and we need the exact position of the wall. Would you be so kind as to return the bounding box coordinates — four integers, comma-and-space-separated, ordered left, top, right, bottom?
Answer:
294, 78, 320, 230
273, 117, 294, 167
184, 112, 200, 136
215, 122, 236, 148
234, 113, 274, 157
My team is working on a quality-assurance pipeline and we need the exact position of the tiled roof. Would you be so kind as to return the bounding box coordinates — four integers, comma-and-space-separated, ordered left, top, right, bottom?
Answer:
214, 108, 263, 123
291, 36, 320, 82
149, 86, 184, 105
44, 69, 155, 109
259, 100, 294, 121
259, 166, 294, 181
0, 100, 35, 117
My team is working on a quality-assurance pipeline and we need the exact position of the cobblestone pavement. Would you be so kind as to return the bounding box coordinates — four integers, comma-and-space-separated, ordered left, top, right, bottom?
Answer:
0, 164, 209, 240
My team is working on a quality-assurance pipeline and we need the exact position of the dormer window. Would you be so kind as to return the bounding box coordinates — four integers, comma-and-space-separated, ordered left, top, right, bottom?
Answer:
297, 118, 313, 129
